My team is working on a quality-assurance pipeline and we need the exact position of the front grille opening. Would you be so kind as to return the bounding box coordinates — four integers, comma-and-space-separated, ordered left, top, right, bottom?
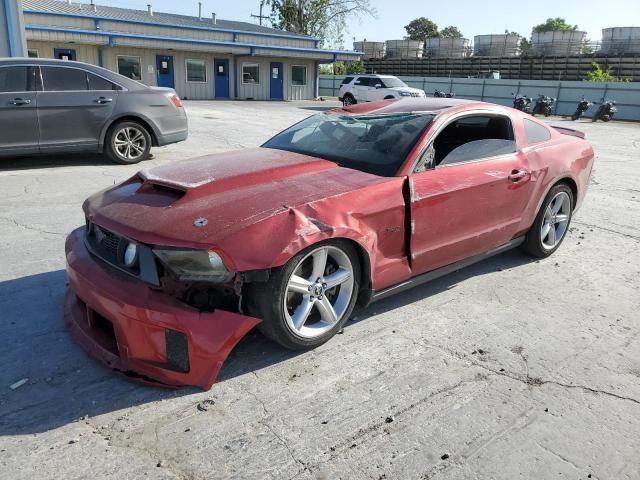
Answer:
92, 311, 120, 357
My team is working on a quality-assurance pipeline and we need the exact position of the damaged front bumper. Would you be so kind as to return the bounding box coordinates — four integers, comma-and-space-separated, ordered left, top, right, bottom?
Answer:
64, 227, 261, 390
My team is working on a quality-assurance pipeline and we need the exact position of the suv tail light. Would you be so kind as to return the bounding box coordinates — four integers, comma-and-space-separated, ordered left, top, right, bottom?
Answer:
168, 93, 183, 108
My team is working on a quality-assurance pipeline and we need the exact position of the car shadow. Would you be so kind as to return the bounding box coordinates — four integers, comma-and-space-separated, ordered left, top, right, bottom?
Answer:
0, 153, 114, 171
0, 249, 532, 436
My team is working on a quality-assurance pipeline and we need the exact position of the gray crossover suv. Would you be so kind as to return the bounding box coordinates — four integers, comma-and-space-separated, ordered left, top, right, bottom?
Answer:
0, 58, 188, 164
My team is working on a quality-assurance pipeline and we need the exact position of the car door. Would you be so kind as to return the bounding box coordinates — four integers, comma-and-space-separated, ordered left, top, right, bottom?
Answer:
0, 65, 39, 156
409, 113, 533, 274
352, 77, 370, 102
367, 78, 385, 101
37, 65, 119, 153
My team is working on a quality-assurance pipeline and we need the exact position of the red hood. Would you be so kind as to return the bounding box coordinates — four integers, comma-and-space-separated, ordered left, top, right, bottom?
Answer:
84, 148, 388, 248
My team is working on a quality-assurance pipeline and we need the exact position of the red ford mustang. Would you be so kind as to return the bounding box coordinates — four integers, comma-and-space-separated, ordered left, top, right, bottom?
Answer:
65, 98, 594, 389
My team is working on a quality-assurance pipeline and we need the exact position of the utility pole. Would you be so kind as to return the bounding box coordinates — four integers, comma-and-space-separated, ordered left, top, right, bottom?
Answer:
250, 0, 268, 26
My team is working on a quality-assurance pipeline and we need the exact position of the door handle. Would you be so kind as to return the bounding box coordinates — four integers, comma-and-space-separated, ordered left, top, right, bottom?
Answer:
96, 97, 113, 104
10, 98, 31, 105
508, 169, 530, 182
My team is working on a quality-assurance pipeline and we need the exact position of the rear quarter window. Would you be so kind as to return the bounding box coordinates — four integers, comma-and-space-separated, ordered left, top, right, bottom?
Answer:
524, 118, 552, 144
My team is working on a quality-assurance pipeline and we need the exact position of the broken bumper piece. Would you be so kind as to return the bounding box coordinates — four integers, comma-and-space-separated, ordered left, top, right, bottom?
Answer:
64, 227, 261, 390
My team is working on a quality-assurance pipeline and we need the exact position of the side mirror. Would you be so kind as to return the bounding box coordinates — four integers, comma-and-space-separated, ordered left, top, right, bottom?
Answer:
375, 84, 382, 89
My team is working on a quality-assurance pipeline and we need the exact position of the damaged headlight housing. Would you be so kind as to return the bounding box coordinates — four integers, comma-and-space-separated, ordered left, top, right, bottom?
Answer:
153, 248, 234, 283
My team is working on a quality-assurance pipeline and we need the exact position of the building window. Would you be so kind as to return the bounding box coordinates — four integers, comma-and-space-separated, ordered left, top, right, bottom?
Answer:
291, 65, 307, 86
27, 49, 38, 58
117, 55, 142, 81
186, 59, 207, 83
242, 63, 260, 84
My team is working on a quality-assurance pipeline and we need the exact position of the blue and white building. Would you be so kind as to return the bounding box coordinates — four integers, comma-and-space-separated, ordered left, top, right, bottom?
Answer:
21, 0, 361, 100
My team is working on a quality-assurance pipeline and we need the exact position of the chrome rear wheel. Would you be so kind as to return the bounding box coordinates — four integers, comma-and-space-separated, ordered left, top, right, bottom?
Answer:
541, 191, 571, 250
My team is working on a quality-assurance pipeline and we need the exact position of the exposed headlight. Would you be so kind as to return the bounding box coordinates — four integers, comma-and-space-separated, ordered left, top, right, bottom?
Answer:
153, 248, 233, 282
123, 242, 138, 268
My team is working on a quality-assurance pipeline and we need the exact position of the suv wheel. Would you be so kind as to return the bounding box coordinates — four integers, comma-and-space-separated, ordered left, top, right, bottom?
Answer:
342, 94, 356, 106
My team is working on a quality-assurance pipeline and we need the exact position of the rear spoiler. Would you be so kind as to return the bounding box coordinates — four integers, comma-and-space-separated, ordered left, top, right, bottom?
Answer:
552, 126, 586, 139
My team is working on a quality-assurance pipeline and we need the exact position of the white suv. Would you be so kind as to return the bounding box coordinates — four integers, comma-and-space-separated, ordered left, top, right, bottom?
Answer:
338, 74, 425, 106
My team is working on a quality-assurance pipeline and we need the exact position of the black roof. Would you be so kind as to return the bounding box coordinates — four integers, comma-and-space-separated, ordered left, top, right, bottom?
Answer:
23, 0, 316, 39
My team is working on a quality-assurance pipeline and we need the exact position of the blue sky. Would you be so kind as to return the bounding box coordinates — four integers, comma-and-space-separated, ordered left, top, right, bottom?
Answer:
103, 0, 640, 48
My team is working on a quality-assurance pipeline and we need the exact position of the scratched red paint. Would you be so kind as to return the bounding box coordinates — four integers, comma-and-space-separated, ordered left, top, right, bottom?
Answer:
65, 98, 594, 389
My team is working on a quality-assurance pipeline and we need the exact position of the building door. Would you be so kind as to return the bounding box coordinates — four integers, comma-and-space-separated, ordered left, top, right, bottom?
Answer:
269, 62, 283, 100
214, 59, 229, 98
53, 48, 76, 61
156, 55, 175, 88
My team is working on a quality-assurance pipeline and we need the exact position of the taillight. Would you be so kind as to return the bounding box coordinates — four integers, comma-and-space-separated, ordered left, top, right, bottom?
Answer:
169, 93, 183, 108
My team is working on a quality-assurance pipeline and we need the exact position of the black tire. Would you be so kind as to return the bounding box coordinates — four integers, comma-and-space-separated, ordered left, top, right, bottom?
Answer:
571, 113, 578, 121
245, 239, 361, 350
342, 94, 356, 107
384, 95, 395, 100
521, 183, 574, 258
602, 115, 611, 122
106, 120, 152, 164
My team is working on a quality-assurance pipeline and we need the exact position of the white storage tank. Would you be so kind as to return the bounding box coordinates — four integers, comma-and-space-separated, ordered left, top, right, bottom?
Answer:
353, 40, 386, 59
385, 39, 423, 59
474, 34, 521, 56
600, 27, 640, 54
530, 30, 586, 56
424, 37, 470, 58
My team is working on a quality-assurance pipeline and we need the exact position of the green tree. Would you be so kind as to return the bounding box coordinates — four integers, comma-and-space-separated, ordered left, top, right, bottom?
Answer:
532, 17, 578, 33
268, 0, 376, 46
586, 62, 618, 82
440, 26, 463, 39
404, 17, 440, 42
346, 60, 366, 74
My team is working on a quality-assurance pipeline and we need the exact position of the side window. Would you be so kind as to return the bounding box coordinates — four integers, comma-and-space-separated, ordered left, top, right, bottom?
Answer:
41, 67, 87, 91
355, 77, 370, 86
415, 115, 516, 171
0, 66, 29, 92
341, 76, 354, 85
523, 118, 551, 144
87, 72, 118, 91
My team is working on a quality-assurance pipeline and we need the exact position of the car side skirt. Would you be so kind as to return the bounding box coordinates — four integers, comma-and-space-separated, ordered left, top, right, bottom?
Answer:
370, 236, 525, 303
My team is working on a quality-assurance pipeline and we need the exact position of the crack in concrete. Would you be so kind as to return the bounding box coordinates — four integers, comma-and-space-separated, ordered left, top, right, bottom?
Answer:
470, 360, 640, 406
0, 216, 66, 236
535, 441, 582, 472
572, 221, 640, 242
243, 387, 308, 479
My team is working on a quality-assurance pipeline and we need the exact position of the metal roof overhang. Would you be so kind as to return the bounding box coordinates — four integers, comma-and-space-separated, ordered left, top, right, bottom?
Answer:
23, 8, 321, 42
25, 25, 363, 61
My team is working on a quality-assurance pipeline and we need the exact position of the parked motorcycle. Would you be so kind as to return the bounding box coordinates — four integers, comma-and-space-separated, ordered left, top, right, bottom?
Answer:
592, 99, 617, 122
571, 97, 592, 120
532, 94, 556, 117
434, 90, 455, 98
512, 93, 533, 113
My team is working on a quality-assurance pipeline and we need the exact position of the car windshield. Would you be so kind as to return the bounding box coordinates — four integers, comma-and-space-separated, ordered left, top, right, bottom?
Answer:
263, 112, 434, 177
380, 77, 407, 88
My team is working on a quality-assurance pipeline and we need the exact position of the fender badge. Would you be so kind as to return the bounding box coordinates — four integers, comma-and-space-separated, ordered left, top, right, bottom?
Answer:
194, 217, 208, 227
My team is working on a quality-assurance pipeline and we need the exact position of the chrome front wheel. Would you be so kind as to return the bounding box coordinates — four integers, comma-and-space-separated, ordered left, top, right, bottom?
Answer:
284, 246, 354, 339
246, 240, 360, 350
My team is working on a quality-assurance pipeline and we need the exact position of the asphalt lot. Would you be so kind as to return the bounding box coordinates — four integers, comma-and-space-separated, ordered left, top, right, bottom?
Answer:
1, 100, 639, 480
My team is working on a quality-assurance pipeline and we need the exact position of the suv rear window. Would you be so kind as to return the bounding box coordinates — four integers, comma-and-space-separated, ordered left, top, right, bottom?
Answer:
341, 76, 354, 85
